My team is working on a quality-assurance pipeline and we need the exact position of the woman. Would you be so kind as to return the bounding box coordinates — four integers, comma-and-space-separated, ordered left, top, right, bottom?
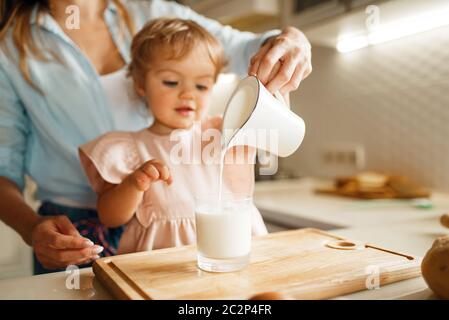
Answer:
0, 0, 312, 275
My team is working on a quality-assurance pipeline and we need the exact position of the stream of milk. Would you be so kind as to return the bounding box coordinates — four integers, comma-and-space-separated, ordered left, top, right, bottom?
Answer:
195, 86, 255, 260
217, 84, 255, 203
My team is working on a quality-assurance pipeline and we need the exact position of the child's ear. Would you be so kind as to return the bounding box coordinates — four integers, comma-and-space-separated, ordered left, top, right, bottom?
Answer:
133, 76, 146, 98
134, 81, 146, 98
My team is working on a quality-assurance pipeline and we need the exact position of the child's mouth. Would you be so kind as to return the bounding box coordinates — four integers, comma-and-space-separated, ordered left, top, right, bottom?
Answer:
175, 106, 195, 116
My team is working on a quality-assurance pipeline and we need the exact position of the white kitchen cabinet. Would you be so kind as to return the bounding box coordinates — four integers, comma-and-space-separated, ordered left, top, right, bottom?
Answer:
282, 0, 378, 28
181, 0, 279, 23
180, 0, 280, 32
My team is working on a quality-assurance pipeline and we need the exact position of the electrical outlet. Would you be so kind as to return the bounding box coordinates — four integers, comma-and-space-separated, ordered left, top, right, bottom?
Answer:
321, 143, 366, 172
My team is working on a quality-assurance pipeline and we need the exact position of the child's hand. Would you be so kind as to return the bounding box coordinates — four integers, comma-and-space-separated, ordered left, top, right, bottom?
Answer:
129, 159, 172, 191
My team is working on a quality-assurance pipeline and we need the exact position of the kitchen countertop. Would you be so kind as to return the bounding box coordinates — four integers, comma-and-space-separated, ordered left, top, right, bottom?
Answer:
254, 177, 449, 230
0, 178, 447, 300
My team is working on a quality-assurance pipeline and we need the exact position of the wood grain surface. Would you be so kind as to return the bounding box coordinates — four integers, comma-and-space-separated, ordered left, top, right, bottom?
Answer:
93, 228, 422, 300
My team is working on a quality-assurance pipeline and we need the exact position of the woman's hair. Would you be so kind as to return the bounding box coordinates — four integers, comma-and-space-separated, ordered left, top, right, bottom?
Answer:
128, 18, 227, 88
0, 0, 135, 91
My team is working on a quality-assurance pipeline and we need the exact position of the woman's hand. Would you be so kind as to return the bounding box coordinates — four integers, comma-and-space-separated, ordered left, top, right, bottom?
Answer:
129, 159, 172, 192
31, 215, 103, 269
248, 27, 312, 95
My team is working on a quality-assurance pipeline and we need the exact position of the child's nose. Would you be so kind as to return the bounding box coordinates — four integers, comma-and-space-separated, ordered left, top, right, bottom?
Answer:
179, 87, 195, 100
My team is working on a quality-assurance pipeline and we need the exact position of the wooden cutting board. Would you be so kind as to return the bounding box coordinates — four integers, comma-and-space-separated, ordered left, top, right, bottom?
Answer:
93, 228, 421, 300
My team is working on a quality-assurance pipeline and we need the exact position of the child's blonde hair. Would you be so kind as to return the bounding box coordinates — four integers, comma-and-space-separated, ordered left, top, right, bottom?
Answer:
128, 18, 227, 87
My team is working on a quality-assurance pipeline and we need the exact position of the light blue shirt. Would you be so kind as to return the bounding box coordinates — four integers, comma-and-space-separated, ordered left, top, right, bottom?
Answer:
0, 0, 280, 207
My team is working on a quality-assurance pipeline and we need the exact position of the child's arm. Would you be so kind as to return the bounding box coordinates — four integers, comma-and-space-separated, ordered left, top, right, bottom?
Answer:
96, 160, 172, 228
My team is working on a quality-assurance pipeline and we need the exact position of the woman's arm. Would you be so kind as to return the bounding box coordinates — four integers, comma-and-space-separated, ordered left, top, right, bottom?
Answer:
96, 159, 172, 228
0, 66, 100, 269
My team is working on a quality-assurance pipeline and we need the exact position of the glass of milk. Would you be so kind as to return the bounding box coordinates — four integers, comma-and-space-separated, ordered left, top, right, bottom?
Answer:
195, 193, 253, 272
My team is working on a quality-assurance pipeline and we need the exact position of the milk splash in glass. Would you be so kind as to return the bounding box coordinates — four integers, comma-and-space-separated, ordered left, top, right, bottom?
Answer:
195, 193, 252, 272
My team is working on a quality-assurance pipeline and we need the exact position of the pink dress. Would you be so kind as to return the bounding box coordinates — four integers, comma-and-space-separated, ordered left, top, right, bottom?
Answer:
79, 120, 267, 255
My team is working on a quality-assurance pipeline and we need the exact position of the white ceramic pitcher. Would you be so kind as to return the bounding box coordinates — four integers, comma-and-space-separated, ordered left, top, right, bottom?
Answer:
221, 75, 306, 157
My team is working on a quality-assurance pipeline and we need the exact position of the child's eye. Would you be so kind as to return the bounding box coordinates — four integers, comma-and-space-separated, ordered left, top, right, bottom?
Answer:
196, 84, 209, 91
163, 81, 178, 87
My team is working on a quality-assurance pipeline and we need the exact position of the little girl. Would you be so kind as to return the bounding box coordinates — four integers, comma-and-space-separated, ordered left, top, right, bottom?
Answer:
79, 18, 267, 255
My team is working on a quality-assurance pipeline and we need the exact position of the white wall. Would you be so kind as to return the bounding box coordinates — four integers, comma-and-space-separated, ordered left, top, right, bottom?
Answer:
282, 24, 449, 190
